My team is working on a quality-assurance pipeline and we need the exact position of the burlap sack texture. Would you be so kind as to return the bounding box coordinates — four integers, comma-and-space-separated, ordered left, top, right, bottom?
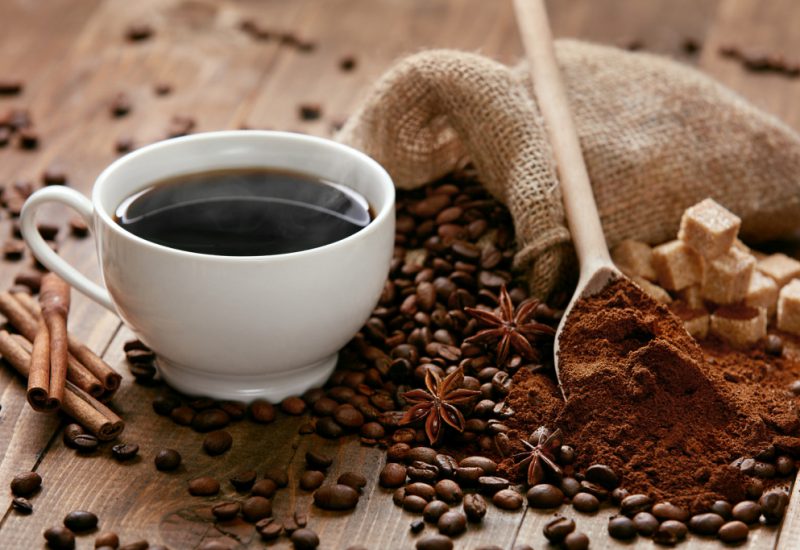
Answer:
338, 40, 800, 300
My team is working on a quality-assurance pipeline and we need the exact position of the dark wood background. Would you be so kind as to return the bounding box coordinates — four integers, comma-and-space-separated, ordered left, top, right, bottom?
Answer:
1, 0, 799, 548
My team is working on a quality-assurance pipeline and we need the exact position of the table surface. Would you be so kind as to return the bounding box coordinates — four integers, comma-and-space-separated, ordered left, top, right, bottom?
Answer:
1, 0, 800, 548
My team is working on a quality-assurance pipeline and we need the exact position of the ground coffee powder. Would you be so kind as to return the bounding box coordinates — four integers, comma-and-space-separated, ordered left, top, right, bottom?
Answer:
504, 278, 800, 512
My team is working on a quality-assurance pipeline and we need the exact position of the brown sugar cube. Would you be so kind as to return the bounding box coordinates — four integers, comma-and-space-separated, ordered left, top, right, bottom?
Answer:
745, 270, 779, 316
652, 240, 704, 291
757, 253, 800, 288
678, 285, 704, 310
678, 198, 741, 259
701, 247, 755, 304
633, 276, 672, 304
670, 301, 709, 339
710, 305, 767, 349
612, 239, 657, 281
777, 279, 800, 336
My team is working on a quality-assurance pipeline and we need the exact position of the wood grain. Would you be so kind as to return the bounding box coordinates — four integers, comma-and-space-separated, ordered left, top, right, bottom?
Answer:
1, 0, 799, 548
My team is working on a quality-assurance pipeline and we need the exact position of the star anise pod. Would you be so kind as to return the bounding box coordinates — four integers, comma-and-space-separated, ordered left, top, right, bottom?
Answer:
400, 367, 481, 445
464, 285, 555, 364
513, 426, 563, 486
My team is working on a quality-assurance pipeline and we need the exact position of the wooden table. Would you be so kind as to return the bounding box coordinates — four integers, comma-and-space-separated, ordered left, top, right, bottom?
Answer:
1, 0, 799, 548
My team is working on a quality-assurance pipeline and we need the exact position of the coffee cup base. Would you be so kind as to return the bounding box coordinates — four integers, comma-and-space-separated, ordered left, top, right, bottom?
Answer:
155, 353, 338, 403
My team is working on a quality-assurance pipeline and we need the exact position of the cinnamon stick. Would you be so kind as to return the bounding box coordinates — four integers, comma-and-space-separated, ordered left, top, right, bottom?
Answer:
0, 331, 124, 440
39, 274, 70, 407
27, 318, 56, 411
13, 292, 121, 393
0, 291, 105, 397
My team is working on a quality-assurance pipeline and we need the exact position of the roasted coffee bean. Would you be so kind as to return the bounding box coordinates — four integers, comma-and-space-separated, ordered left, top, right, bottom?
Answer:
633, 512, 659, 536
477, 475, 509, 494
44, 526, 75, 549
188, 476, 220, 496
776, 455, 795, 476
361, 422, 385, 439
298, 103, 322, 121
170, 406, 195, 425
563, 531, 590, 550
434, 479, 462, 503
94, 532, 120, 547
789, 379, 800, 396
73, 434, 99, 452
759, 490, 789, 523
731, 500, 761, 524
114, 136, 134, 154
125, 23, 153, 41
578, 480, 608, 500
437, 510, 467, 536
300, 470, 326, 491
652, 501, 689, 522
111, 443, 139, 461
110, 93, 131, 117
154, 449, 181, 471
621, 493, 652, 516
64, 510, 98, 532
338, 472, 367, 491
250, 400, 276, 423
126, 348, 156, 365
492, 488, 523, 510
434, 454, 458, 478
0, 79, 23, 95
152, 395, 180, 416
219, 400, 246, 420
18, 128, 39, 149
689, 512, 725, 535
407, 446, 438, 464
572, 492, 600, 513
608, 515, 637, 539
334, 404, 364, 428
264, 466, 289, 487
463, 493, 487, 522
408, 462, 439, 483
12, 497, 33, 514
527, 483, 563, 508
313, 484, 359, 510
458, 455, 496, 474
3, 239, 24, 260
745, 477, 764, 499
585, 464, 619, 489
191, 409, 230, 432
380, 463, 407, 487
710, 500, 732, 519
753, 461, 776, 478
560, 477, 581, 498
718, 520, 749, 543
423, 500, 450, 522
242, 496, 272, 522
316, 416, 344, 438
404, 495, 428, 513
252, 479, 278, 498
766, 334, 784, 356
455, 466, 483, 484
211, 501, 241, 521
291, 528, 320, 549
416, 534, 453, 550
306, 451, 333, 470
406, 482, 436, 501
10, 471, 41, 496
410, 519, 425, 533
229, 469, 257, 492
543, 516, 575, 543
653, 520, 687, 545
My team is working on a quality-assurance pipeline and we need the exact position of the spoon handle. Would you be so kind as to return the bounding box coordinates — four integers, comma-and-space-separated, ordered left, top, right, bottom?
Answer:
513, 0, 613, 281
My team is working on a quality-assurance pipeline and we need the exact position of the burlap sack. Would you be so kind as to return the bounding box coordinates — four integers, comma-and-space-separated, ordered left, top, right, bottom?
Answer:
338, 40, 800, 299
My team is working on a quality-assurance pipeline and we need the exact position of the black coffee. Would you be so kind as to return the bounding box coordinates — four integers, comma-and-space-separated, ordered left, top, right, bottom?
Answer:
115, 168, 371, 256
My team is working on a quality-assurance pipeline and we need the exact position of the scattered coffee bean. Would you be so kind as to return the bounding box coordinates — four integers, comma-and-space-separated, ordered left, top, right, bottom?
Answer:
170, 406, 195, 425
543, 515, 575, 543
585, 463, 618, 489
710, 499, 732, 519
338, 472, 367, 491
620, 493, 652, 516
44, 526, 75, 550
298, 103, 322, 121
114, 136, 135, 154
410, 518, 425, 533
731, 500, 761, 524
154, 82, 173, 96
563, 531, 590, 550
18, 128, 39, 149
339, 55, 357, 71
766, 333, 784, 355
300, 470, 326, 491
10, 471, 41, 496
191, 408, 230, 432
63, 423, 84, 447
94, 532, 120, 547
423, 500, 450, 522
125, 23, 153, 41
249, 399, 276, 423
437, 510, 467, 536
689, 512, 725, 535
3, 239, 24, 260
281, 395, 307, 415
242, 495, 272, 522
560, 477, 581, 498
653, 519, 687, 545
578, 480, 608, 500
434, 479, 462, 503
166, 115, 196, 138
291, 528, 320, 549
379, 462, 407, 487
203, 430, 233, 456
416, 534, 453, 550
572, 491, 600, 513
154, 449, 181, 471
718, 520, 749, 543
459, 456, 496, 474
12, 497, 33, 514
313, 484, 359, 510
188, 476, 220, 496
264, 466, 289, 487
306, 451, 333, 469
526, 484, 563, 508
257, 518, 283, 540
463, 493, 487, 522
42, 166, 68, 186
492, 488, 523, 510
0, 79, 23, 95
404, 494, 428, 513
633, 511, 659, 536
316, 416, 344, 438
789, 379, 800, 396
477, 475, 509, 494
406, 482, 436, 501
652, 501, 689, 522
228, 470, 258, 493
759, 490, 789, 523
110, 442, 139, 461
608, 515, 637, 539
64, 510, 98, 532
252, 479, 278, 498
152, 395, 180, 416
211, 501, 241, 521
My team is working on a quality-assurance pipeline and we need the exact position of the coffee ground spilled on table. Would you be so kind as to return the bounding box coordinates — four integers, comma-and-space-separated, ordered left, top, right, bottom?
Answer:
503, 278, 800, 512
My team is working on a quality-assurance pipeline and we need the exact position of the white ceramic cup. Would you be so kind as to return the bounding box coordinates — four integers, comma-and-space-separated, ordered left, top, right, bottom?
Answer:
21, 131, 395, 402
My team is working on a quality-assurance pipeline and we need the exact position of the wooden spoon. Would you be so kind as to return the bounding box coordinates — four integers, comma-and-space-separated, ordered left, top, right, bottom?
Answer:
513, 0, 623, 393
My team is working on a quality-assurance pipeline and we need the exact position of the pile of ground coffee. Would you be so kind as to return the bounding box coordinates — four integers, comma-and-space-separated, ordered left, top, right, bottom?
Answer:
504, 278, 800, 512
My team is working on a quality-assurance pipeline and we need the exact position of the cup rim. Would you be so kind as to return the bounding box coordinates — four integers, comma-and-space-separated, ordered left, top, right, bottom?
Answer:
92, 130, 395, 262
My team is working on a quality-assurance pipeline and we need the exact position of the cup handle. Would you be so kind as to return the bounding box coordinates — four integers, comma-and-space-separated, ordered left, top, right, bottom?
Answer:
21, 187, 116, 313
